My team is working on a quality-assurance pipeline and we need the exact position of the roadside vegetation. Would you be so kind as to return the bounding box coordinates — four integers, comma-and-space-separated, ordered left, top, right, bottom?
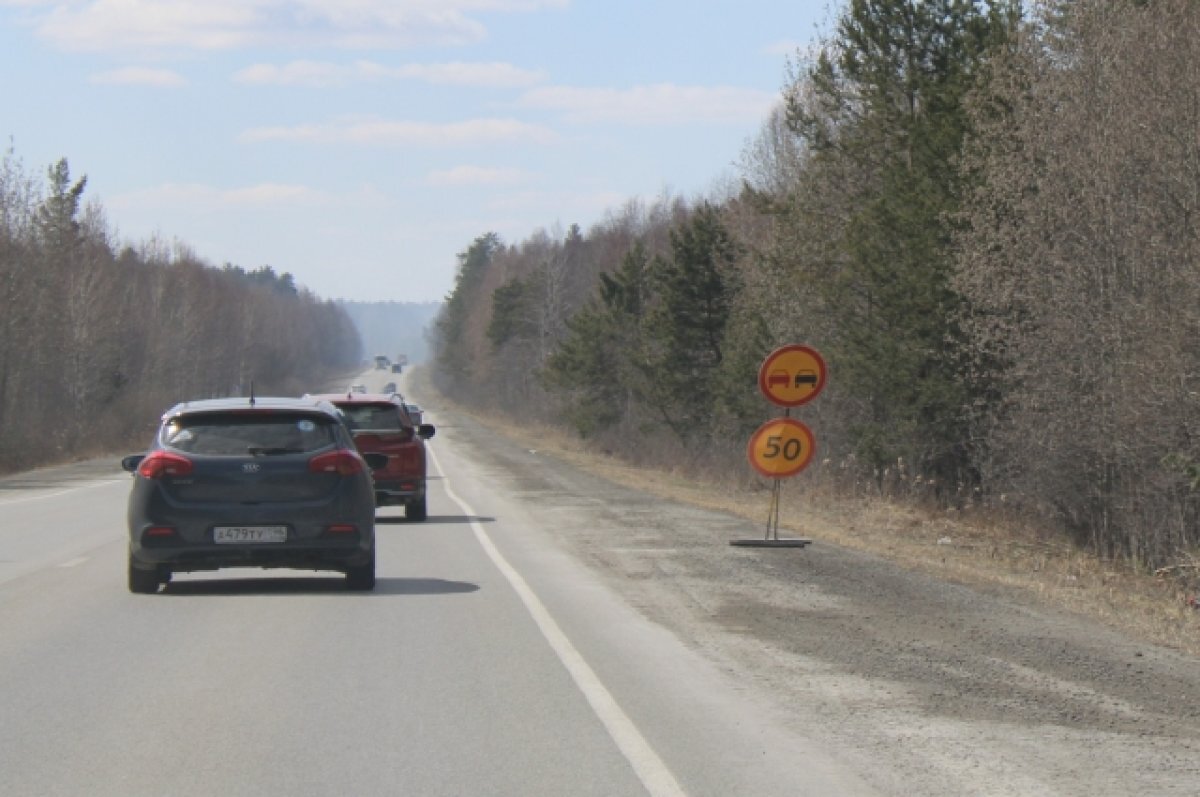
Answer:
0, 150, 362, 473
430, 0, 1200, 617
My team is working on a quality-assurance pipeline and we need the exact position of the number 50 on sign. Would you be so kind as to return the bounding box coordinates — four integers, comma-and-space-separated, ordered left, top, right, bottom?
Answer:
747, 417, 815, 479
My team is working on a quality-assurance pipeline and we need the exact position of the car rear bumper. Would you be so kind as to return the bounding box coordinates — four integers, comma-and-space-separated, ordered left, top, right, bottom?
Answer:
372, 479, 425, 506
130, 535, 373, 573
127, 490, 376, 573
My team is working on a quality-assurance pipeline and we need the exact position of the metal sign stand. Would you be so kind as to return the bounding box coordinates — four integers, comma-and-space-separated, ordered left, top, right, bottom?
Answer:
732, 346, 825, 549
730, 476, 812, 547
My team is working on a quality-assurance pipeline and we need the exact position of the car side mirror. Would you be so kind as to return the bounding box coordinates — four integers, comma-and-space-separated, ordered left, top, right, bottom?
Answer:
363, 453, 389, 471
121, 454, 145, 473
418, 424, 435, 440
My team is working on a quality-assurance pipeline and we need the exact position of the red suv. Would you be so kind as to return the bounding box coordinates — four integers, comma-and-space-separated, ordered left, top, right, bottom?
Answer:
307, 392, 435, 520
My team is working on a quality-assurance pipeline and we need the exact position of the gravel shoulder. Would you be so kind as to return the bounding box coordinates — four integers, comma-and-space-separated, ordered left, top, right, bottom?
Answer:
419, 389, 1200, 796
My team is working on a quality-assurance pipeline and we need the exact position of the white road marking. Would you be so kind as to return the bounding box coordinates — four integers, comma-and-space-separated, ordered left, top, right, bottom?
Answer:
427, 444, 688, 797
58, 557, 88, 568
0, 479, 124, 507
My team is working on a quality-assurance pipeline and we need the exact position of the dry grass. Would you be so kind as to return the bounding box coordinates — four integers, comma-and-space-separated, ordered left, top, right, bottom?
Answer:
430, 390, 1200, 658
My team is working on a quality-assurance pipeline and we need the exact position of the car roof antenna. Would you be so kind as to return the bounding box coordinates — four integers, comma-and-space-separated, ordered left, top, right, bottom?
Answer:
249, 381, 256, 407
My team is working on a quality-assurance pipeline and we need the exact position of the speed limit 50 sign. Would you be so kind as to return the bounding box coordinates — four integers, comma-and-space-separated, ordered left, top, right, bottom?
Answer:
746, 417, 815, 479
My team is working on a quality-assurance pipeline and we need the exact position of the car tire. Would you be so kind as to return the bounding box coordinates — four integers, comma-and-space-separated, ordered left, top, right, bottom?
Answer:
128, 556, 160, 594
345, 551, 376, 591
406, 495, 427, 521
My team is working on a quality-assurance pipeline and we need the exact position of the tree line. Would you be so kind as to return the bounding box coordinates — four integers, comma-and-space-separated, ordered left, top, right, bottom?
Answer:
0, 148, 362, 472
430, 0, 1200, 570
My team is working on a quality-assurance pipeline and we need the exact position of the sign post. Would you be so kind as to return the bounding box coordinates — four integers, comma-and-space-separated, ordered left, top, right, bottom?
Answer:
731, 345, 826, 548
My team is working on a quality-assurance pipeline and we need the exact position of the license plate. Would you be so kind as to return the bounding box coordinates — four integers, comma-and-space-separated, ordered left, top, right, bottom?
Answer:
213, 526, 288, 544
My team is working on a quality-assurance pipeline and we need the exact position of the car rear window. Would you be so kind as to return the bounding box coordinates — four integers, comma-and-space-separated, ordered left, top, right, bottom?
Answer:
162, 412, 337, 455
338, 404, 404, 431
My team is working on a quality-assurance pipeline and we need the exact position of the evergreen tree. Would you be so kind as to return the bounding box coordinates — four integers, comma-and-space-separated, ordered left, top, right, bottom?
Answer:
434, 232, 502, 386
487, 275, 537, 349
541, 243, 652, 437
788, 0, 1019, 489
641, 204, 743, 442
34, 158, 86, 257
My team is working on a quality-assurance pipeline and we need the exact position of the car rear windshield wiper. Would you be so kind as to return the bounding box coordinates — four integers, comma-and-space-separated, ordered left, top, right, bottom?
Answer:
247, 447, 303, 456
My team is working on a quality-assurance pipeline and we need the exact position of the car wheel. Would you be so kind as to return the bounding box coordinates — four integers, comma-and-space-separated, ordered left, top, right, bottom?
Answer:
128, 556, 160, 594
406, 495, 427, 521
345, 551, 376, 591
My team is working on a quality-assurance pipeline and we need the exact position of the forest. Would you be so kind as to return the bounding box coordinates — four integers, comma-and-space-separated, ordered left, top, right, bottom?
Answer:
0, 151, 362, 473
430, 0, 1200, 570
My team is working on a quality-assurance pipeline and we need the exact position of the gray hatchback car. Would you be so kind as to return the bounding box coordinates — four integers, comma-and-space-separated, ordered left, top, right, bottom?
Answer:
122, 397, 382, 593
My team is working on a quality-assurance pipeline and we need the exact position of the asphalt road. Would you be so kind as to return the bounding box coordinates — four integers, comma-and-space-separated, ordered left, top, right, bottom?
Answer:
0, 384, 869, 796
6, 368, 1198, 796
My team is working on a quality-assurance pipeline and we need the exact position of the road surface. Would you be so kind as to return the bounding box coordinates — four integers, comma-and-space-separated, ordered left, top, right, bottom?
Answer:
0, 405, 866, 796
2, 370, 1198, 795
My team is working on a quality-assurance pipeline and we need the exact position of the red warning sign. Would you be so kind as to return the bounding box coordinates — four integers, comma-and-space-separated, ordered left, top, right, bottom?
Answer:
757, 345, 826, 407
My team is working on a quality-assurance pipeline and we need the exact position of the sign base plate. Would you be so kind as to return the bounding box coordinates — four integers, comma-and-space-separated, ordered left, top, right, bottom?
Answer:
730, 538, 812, 548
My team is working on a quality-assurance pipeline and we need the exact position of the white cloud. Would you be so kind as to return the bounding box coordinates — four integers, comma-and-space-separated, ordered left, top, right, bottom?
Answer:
22, 0, 564, 53
426, 165, 529, 187
89, 66, 187, 87
40, 1, 265, 51
234, 59, 545, 89
387, 61, 546, 88
109, 182, 329, 212
234, 60, 353, 88
240, 117, 558, 147
516, 83, 778, 126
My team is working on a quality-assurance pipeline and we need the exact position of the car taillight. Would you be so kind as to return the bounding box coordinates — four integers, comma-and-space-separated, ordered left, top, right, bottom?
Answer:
138, 451, 194, 479
308, 449, 365, 476
326, 524, 357, 534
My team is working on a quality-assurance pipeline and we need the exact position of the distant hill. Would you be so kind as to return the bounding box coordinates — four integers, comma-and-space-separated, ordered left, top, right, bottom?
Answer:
337, 300, 442, 365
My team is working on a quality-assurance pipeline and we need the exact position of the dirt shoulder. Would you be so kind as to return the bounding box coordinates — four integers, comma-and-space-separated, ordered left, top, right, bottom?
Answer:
413, 374, 1200, 796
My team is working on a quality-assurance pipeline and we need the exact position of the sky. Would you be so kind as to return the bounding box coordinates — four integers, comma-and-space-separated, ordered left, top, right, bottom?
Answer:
0, 0, 834, 304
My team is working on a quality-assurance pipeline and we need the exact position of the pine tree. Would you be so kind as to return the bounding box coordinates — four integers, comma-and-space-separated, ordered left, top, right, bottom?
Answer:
434, 232, 502, 386
788, 0, 1020, 489
641, 204, 743, 442
541, 243, 652, 437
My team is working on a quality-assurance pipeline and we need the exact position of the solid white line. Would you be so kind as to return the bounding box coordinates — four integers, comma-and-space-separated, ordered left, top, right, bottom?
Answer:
0, 478, 125, 507
427, 443, 687, 797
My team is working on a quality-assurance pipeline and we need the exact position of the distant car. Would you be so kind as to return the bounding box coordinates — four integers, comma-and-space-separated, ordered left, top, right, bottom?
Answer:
404, 403, 423, 425
307, 392, 435, 521
382, 382, 397, 394
349, 384, 367, 394
121, 396, 381, 594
